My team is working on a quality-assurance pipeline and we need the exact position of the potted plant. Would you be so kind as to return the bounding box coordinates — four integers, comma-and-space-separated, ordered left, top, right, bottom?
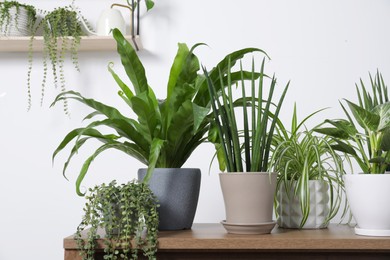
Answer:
315, 71, 390, 236
270, 105, 346, 229
52, 29, 260, 230
75, 180, 159, 260
205, 57, 289, 234
27, 5, 84, 113
0, 1, 36, 36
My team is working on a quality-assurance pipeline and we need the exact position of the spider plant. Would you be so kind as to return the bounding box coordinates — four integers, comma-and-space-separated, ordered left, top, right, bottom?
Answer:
315, 71, 390, 174
52, 28, 264, 195
270, 105, 346, 227
205, 58, 289, 172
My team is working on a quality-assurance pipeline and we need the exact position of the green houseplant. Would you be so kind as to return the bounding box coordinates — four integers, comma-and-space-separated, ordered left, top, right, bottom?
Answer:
315, 71, 390, 236
0, 1, 36, 36
205, 57, 289, 234
270, 105, 346, 229
27, 5, 84, 113
75, 180, 159, 260
52, 29, 260, 229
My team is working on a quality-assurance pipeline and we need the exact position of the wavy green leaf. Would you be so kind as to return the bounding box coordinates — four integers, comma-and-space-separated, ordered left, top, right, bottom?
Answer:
113, 29, 148, 94
143, 138, 165, 184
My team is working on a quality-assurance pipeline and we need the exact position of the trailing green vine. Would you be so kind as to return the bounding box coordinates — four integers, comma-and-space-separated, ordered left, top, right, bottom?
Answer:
27, 5, 83, 113
75, 180, 159, 260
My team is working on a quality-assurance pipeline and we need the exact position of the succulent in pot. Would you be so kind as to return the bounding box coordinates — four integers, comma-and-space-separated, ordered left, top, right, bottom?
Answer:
205, 57, 289, 234
52, 29, 260, 230
270, 104, 346, 229
315, 71, 390, 236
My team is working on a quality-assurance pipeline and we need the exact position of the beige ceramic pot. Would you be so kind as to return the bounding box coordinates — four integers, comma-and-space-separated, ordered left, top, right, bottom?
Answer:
219, 172, 277, 234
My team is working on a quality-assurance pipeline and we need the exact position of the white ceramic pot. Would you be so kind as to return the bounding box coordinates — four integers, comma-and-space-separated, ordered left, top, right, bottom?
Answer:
276, 180, 329, 229
219, 172, 277, 234
0, 6, 31, 36
344, 174, 390, 236
96, 8, 126, 36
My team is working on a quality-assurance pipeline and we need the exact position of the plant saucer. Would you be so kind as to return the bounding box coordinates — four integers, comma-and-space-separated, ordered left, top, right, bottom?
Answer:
221, 220, 276, 235
355, 226, 390, 237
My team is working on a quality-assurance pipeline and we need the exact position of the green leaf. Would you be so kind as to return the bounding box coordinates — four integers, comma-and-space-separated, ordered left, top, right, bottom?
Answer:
194, 48, 269, 107
131, 92, 160, 138
331, 140, 357, 156
166, 43, 198, 100
145, 0, 155, 10
345, 99, 380, 131
372, 102, 390, 131
192, 103, 210, 133
108, 62, 134, 102
113, 29, 149, 94
314, 126, 350, 139
75, 143, 123, 196
162, 43, 204, 136
143, 138, 165, 184
52, 128, 108, 162
325, 119, 358, 138
52, 90, 128, 121
381, 128, 390, 151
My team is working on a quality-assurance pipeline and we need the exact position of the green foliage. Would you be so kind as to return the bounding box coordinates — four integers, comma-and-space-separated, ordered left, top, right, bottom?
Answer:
75, 180, 159, 260
0, 1, 36, 36
205, 58, 289, 172
28, 5, 84, 113
126, 0, 155, 11
270, 104, 346, 227
52, 29, 261, 195
315, 71, 390, 174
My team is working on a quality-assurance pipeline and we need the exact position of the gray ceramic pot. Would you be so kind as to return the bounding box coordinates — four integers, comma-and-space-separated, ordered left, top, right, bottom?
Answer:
138, 168, 201, 230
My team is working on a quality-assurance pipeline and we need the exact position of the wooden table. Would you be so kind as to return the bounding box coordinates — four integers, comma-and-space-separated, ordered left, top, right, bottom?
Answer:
64, 223, 390, 259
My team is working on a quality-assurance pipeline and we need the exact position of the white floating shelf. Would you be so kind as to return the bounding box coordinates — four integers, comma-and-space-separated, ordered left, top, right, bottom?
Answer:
0, 35, 142, 52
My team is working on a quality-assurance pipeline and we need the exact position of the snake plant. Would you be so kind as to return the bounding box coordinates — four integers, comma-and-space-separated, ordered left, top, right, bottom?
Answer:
205, 57, 289, 172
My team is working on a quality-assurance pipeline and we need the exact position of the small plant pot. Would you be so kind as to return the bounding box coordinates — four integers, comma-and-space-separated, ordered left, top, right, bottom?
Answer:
0, 6, 33, 36
138, 168, 201, 231
344, 174, 390, 236
219, 172, 277, 234
276, 180, 330, 229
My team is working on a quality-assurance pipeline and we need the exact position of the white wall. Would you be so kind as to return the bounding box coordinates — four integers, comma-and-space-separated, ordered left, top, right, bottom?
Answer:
1, 0, 390, 259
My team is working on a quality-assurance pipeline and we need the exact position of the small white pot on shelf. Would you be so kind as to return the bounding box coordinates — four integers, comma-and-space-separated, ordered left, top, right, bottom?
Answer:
344, 173, 390, 236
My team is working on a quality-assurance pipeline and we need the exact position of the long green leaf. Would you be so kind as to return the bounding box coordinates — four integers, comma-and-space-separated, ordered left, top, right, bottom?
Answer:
113, 29, 149, 94
143, 138, 165, 183
194, 48, 269, 107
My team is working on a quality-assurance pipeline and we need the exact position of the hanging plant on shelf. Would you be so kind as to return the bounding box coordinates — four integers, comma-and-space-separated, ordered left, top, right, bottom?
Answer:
27, 5, 84, 114
0, 1, 37, 36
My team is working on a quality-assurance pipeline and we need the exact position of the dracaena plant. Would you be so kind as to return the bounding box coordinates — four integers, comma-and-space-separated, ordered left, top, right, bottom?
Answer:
270, 104, 346, 227
205, 58, 289, 172
315, 71, 390, 174
52, 28, 262, 195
